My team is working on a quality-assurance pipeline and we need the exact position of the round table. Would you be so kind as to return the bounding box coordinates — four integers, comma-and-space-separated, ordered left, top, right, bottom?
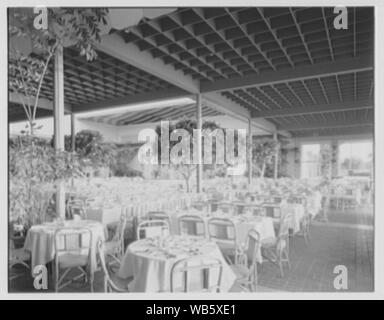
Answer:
118, 235, 236, 292
24, 219, 106, 276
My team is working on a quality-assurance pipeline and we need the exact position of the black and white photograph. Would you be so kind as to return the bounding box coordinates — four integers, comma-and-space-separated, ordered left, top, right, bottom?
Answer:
3, 1, 381, 299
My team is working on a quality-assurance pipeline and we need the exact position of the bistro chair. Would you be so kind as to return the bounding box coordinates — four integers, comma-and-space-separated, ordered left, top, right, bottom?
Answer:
104, 214, 128, 267
178, 215, 206, 238
9, 238, 30, 280
262, 204, 281, 219
68, 204, 87, 220
191, 201, 209, 212
207, 218, 241, 264
261, 211, 292, 277
170, 256, 223, 292
97, 240, 131, 292
297, 214, 311, 244
137, 219, 170, 240
243, 204, 266, 217
66, 199, 86, 220
147, 211, 172, 227
217, 202, 235, 215
231, 230, 261, 292
54, 227, 93, 292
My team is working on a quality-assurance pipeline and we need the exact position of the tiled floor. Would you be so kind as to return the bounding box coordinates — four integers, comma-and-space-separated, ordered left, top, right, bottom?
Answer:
9, 206, 374, 293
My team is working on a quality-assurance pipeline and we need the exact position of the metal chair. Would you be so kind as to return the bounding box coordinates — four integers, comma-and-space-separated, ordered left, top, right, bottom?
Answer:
262, 204, 281, 219
178, 215, 206, 238
207, 218, 241, 264
261, 211, 292, 277
54, 227, 92, 292
137, 219, 170, 240
217, 202, 235, 215
170, 256, 223, 292
147, 211, 172, 227
243, 204, 266, 217
9, 238, 30, 280
231, 230, 261, 292
104, 214, 128, 267
97, 240, 131, 292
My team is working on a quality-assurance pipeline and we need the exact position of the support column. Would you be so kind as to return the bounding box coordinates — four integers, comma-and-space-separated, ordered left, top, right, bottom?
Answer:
53, 45, 66, 219
273, 132, 279, 180
71, 113, 76, 152
248, 118, 252, 184
331, 140, 339, 178
196, 94, 203, 193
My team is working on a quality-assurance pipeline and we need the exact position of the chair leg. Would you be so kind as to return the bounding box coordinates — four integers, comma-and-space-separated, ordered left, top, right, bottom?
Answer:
278, 260, 284, 278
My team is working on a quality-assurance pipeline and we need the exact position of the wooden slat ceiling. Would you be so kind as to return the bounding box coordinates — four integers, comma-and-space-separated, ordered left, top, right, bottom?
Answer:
122, 7, 373, 81
37, 48, 180, 106
117, 6, 374, 137
9, 7, 374, 138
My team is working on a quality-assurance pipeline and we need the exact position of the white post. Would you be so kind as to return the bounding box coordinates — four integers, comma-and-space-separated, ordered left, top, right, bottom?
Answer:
53, 45, 66, 219
273, 132, 279, 180
248, 119, 252, 184
71, 113, 76, 152
196, 94, 203, 193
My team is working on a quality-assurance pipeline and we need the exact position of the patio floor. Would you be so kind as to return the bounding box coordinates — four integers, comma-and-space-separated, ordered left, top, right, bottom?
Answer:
9, 206, 373, 293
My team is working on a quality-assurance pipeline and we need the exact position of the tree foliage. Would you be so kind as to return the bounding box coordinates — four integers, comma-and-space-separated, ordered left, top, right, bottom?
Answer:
155, 118, 224, 192
9, 8, 109, 134
251, 138, 279, 178
9, 135, 82, 228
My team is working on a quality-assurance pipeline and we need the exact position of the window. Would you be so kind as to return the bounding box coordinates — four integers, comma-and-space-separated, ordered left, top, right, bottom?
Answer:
338, 141, 373, 177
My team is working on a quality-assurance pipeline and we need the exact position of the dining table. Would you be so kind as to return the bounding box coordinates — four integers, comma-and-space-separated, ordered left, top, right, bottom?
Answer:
118, 235, 237, 292
24, 219, 106, 277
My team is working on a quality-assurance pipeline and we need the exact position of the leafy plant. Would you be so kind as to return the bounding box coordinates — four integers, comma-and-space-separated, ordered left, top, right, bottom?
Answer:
9, 135, 82, 228
9, 8, 109, 135
65, 130, 117, 169
251, 139, 279, 178
155, 118, 224, 192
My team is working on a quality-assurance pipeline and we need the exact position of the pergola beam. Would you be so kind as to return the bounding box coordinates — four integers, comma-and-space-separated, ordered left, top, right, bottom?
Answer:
203, 92, 291, 137
9, 92, 72, 113
252, 100, 373, 118
73, 88, 190, 114
278, 118, 373, 131
200, 56, 373, 93
293, 126, 373, 138
97, 33, 200, 94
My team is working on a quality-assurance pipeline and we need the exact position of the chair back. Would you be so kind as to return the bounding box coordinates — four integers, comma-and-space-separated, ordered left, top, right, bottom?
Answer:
68, 204, 87, 220
243, 205, 265, 217
278, 211, 293, 238
112, 214, 128, 252
262, 204, 281, 218
243, 230, 261, 281
170, 256, 223, 292
178, 215, 206, 237
217, 202, 235, 215
54, 227, 92, 261
147, 211, 171, 226
137, 219, 170, 240
207, 218, 237, 246
96, 240, 126, 292
191, 201, 208, 212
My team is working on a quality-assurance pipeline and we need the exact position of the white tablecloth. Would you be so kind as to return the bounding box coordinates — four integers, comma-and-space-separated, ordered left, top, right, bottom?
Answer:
24, 220, 106, 275
118, 236, 236, 292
